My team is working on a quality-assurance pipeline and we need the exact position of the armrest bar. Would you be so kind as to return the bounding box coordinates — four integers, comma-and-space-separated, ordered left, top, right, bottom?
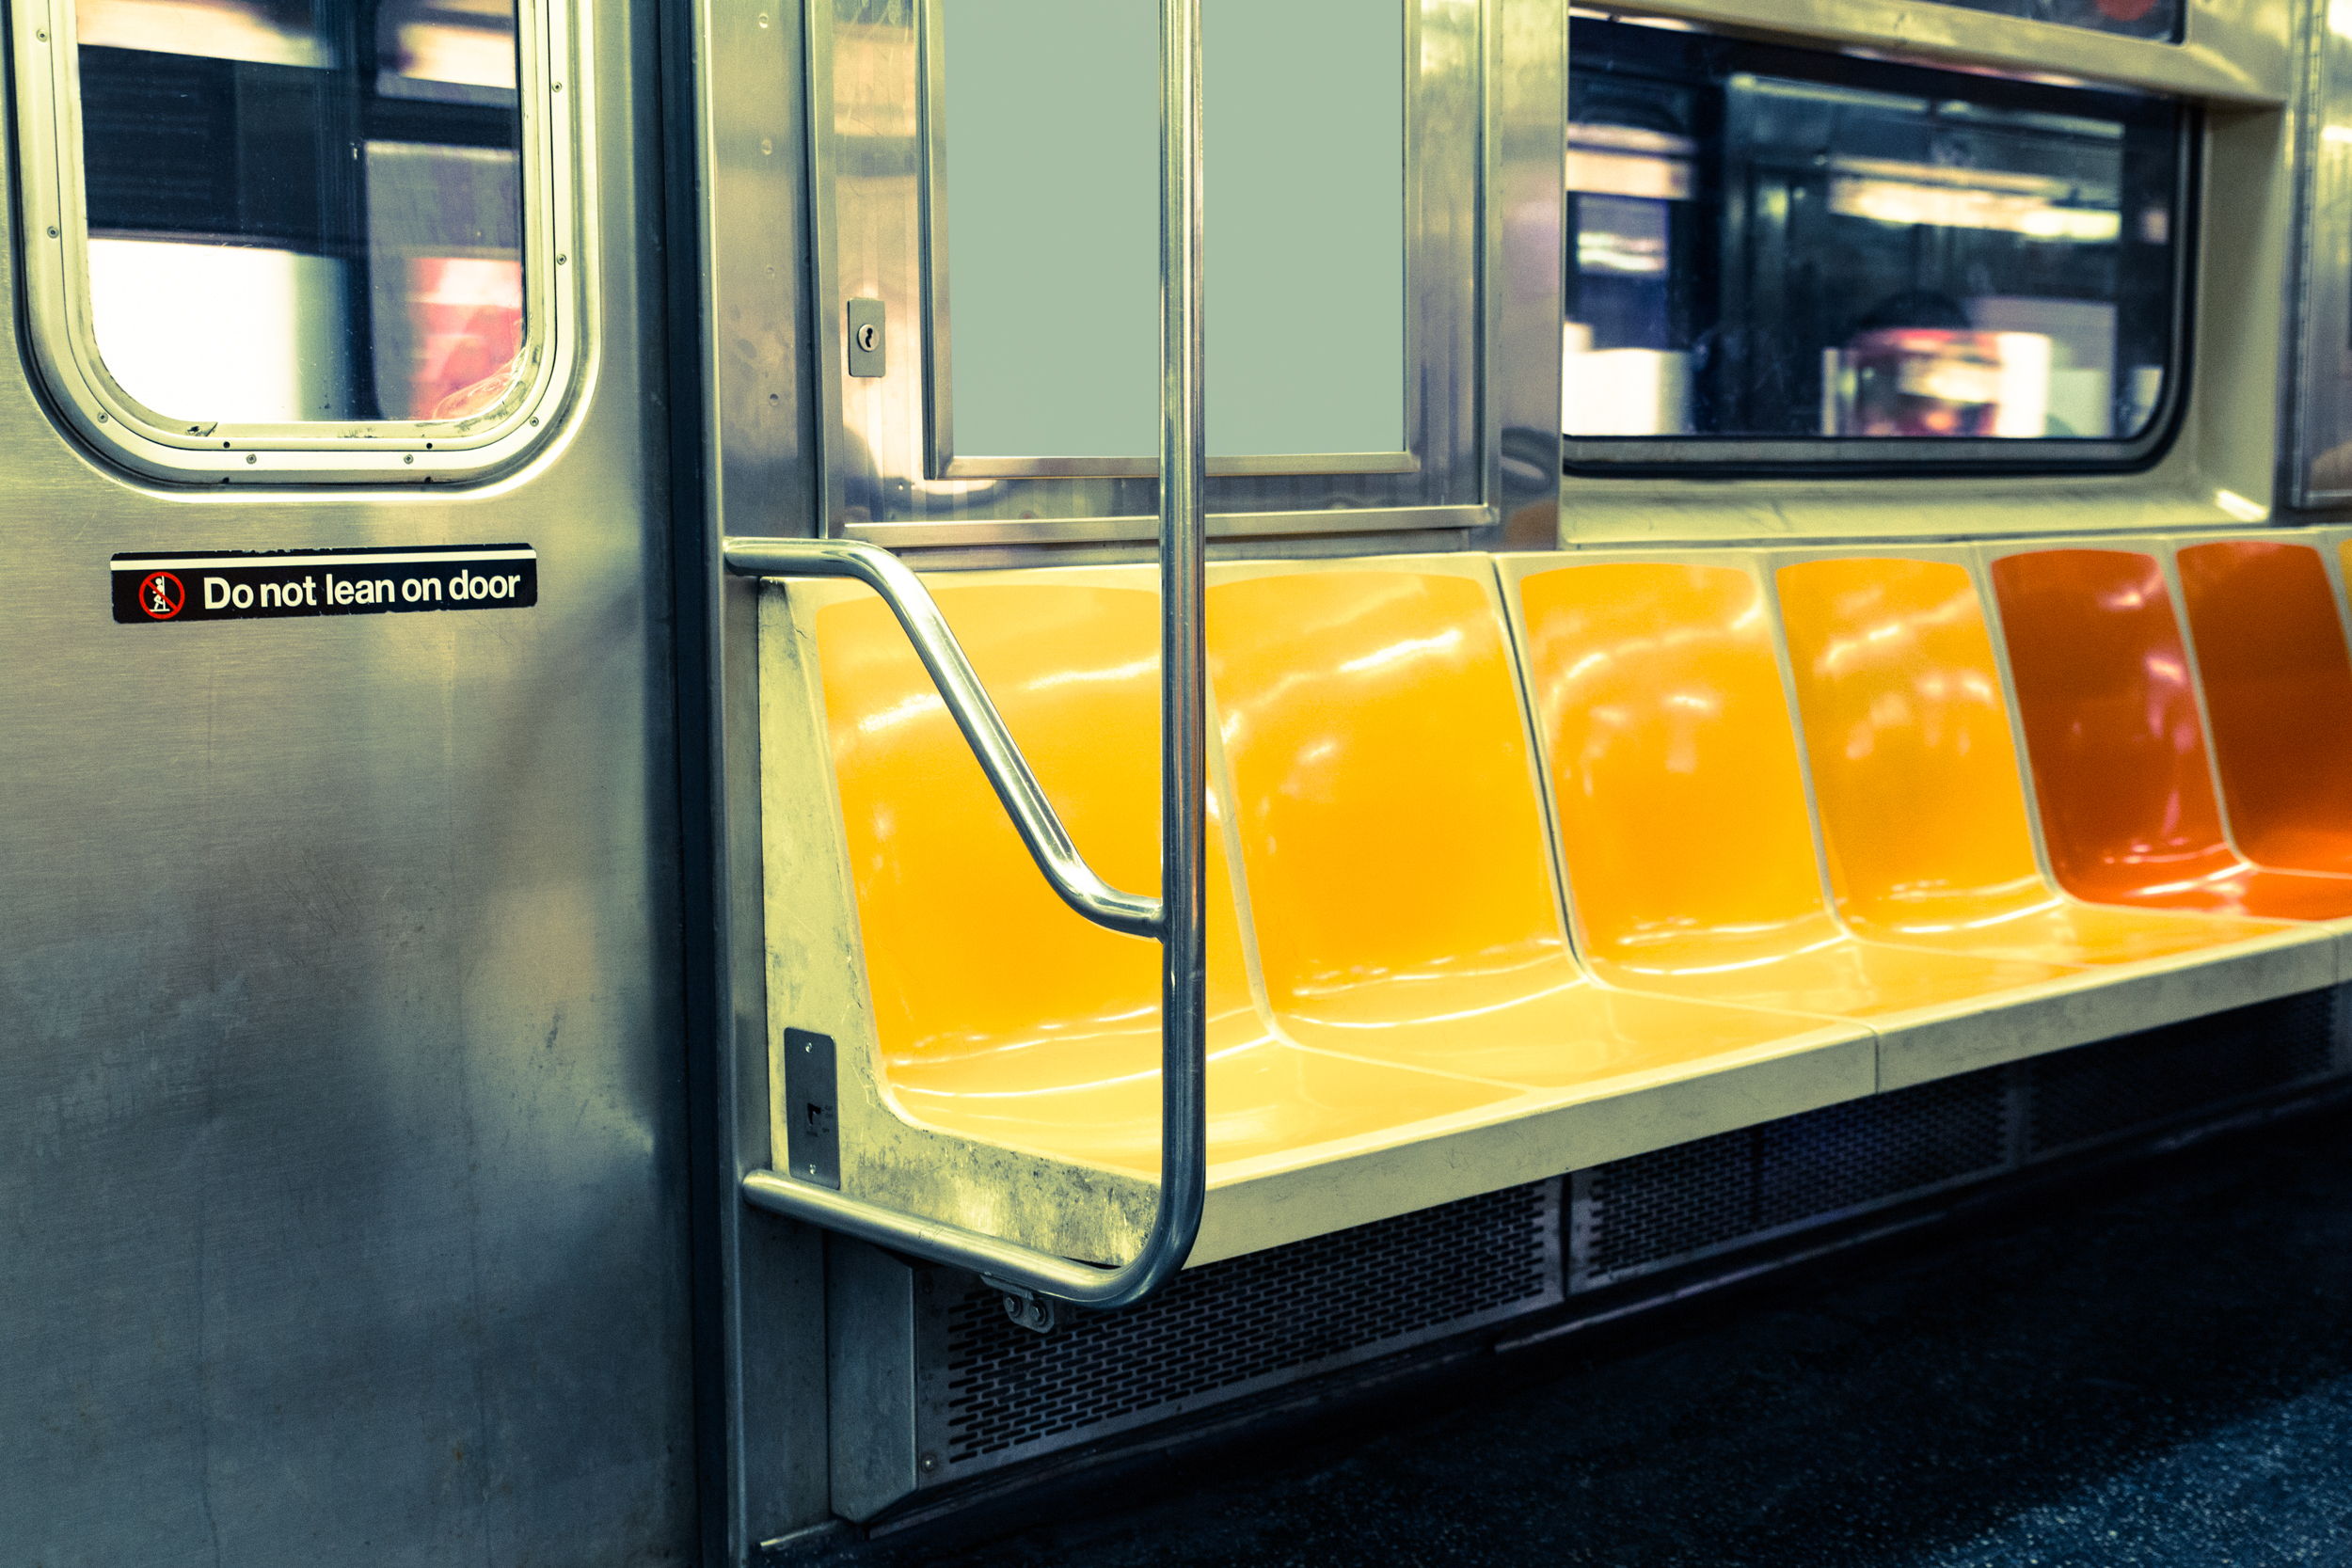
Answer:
721, 535, 1161, 939
725, 0, 1206, 1310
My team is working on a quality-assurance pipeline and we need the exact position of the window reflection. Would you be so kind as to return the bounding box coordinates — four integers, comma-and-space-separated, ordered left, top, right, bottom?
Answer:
1565, 18, 2182, 448
75, 0, 523, 424
1923, 0, 2177, 43
78, 0, 327, 68
378, 0, 516, 100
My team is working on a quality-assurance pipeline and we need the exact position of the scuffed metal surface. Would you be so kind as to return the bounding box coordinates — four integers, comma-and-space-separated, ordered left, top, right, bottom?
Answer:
0, 0, 698, 1551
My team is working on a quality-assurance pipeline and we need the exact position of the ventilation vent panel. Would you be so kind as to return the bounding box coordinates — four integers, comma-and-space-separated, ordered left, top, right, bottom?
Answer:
1572, 989, 2343, 1291
917, 1180, 1561, 1482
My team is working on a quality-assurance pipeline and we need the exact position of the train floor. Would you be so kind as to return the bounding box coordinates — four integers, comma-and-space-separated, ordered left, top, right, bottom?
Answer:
834, 1100, 2352, 1568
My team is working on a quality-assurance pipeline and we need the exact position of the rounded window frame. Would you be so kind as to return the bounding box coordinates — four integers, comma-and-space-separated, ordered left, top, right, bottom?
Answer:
1558, 20, 2200, 481
9, 0, 584, 484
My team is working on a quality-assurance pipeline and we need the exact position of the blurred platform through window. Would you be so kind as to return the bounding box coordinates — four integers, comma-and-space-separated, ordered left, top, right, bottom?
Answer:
1564, 15, 2183, 456
74, 0, 524, 424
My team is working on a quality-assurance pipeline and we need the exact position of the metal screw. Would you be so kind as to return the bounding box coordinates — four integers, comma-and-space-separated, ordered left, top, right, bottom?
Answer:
246, 453, 256, 465
760, 137, 772, 155
755, 10, 769, 24
551, 80, 563, 90
918, 1453, 938, 1474
404, 454, 415, 464
557, 253, 567, 265
45, 227, 56, 238
35, 28, 46, 40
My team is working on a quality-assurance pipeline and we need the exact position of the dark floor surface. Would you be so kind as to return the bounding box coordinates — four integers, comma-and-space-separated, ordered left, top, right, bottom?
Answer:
860, 1101, 2352, 1567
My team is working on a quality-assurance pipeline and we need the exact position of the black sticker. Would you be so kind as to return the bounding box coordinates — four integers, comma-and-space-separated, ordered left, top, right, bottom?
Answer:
112, 545, 536, 625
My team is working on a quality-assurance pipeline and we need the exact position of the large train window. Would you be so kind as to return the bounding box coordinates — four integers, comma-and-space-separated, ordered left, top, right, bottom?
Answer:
814, 0, 1488, 545
2291, 0, 2352, 506
929, 0, 1403, 471
1564, 15, 2188, 470
9, 0, 580, 483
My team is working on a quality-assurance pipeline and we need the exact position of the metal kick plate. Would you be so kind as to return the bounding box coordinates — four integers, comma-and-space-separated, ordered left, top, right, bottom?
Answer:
784, 1028, 841, 1189
846, 299, 885, 378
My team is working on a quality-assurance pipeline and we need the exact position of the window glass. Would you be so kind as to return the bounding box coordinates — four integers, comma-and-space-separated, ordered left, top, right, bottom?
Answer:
1565, 18, 2183, 451
74, 0, 523, 423
937, 0, 1154, 459
936, 0, 1405, 461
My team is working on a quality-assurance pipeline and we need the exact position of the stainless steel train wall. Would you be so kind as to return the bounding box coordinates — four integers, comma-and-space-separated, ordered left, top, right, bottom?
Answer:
6, 0, 2351, 1563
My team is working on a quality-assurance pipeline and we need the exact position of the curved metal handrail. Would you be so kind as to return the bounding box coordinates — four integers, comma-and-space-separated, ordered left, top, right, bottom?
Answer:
726, 0, 1206, 1311
722, 536, 1160, 938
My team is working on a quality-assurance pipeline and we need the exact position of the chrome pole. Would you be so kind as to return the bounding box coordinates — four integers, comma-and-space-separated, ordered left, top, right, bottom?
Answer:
727, 0, 1207, 1310
1149, 0, 1210, 1307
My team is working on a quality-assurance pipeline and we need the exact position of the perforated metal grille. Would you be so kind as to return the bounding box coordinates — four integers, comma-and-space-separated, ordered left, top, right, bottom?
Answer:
1576, 1124, 1754, 1276
2026, 990, 2339, 1156
1573, 988, 2345, 1291
1577, 1070, 2010, 1287
932, 1181, 1556, 1467
1759, 1071, 2010, 1225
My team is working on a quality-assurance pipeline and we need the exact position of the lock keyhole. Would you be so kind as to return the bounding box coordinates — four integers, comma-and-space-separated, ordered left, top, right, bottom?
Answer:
846, 299, 886, 377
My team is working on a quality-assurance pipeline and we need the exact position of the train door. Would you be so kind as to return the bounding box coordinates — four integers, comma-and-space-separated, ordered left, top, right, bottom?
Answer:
0, 0, 700, 1556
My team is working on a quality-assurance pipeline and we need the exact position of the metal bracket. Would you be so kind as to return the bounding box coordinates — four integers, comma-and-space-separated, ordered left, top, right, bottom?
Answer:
984, 1275, 1058, 1334
782, 1027, 840, 1189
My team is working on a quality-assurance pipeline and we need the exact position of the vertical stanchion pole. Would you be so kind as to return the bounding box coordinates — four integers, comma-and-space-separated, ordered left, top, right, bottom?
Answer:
1154, 0, 1209, 1293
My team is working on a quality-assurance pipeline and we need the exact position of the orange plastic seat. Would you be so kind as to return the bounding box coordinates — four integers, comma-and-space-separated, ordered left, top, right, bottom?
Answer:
1208, 562, 1860, 1093
1989, 548, 2352, 920
1512, 558, 2079, 1018
1775, 555, 2298, 963
2174, 540, 2352, 873
815, 578, 1513, 1179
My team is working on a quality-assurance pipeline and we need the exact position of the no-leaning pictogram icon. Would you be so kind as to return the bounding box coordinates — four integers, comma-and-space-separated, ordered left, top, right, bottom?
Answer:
138, 571, 184, 619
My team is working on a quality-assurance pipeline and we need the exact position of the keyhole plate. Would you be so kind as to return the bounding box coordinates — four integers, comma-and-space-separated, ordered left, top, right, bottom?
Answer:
846, 299, 886, 378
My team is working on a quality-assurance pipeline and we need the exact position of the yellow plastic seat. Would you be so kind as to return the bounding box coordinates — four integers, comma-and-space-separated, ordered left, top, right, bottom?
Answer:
1510, 557, 2090, 1038
765, 552, 2335, 1264
1774, 555, 2318, 971
815, 578, 1514, 1180
771, 564, 1867, 1266
1207, 561, 1865, 1094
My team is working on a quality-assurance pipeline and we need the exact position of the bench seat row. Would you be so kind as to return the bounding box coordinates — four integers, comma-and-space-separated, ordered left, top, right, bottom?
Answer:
755, 533, 2352, 1268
